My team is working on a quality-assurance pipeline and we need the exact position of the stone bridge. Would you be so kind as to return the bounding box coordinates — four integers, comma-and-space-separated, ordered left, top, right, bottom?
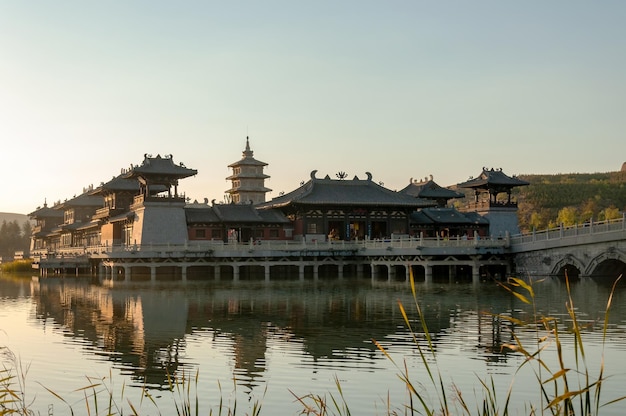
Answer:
510, 216, 626, 280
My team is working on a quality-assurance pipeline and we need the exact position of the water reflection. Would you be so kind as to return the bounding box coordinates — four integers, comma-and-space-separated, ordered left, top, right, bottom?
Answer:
27, 277, 626, 379
2, 273, 626, 413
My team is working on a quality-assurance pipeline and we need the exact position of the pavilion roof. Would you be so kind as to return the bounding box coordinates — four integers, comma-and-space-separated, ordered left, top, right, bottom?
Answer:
457, 168, 529, 190
125, 154, 197, 180
258, 171, 435, 210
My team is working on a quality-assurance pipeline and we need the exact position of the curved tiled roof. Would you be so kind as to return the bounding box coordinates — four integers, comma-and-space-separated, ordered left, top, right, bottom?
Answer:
28, 204, 64, 218
399, 179, 464, 200
259, 171, 434, 209
90, 173, 169, 195
410, 208, 489, 226
422, 208, 488, 225
457, 168, 529, 189
54, 193, 104, 209
126, 154, 197, 179
185, 203, 289, 224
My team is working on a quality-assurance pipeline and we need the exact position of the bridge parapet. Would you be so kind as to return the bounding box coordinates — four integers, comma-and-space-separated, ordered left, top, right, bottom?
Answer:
510, 216, 626, 253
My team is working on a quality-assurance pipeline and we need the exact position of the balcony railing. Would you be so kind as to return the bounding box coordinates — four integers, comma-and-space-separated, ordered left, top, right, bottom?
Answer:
130, 194, 186, 209
464, 200, 518, 211
92, 206, 126, 220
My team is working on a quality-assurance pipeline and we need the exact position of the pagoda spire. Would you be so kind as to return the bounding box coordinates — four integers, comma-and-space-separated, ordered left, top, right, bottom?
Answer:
226, 136, 271, 204
243, 136, 253, 158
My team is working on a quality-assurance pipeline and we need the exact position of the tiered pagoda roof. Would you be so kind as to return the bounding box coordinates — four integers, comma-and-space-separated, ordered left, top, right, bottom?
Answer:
225, 137, 272, 203
227, 137, 269, 169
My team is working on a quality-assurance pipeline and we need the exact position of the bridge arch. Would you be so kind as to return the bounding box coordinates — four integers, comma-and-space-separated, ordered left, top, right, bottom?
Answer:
584, 248, 626, 281
551, 255, 585, 280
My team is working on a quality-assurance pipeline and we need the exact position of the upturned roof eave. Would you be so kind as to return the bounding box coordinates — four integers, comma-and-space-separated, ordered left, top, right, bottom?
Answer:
227, 158, 268, 168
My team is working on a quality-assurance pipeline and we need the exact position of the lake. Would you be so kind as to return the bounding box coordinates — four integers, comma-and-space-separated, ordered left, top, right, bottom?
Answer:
0, 273, 625, 415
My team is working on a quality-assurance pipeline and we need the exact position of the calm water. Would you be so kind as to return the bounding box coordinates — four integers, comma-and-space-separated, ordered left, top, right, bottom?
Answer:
1, 273, 625, 415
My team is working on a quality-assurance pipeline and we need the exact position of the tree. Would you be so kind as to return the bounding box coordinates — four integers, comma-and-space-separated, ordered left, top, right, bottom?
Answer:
599, 205, 622, 221
579, 198, 598, 222
529, 212, 543, 231
0, 220, 32, 259
556, 207, 578, 227
21, 221, 32, 256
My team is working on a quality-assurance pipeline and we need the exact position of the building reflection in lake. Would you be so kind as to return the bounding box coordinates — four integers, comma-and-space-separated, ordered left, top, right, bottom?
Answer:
26, 276, 626, 392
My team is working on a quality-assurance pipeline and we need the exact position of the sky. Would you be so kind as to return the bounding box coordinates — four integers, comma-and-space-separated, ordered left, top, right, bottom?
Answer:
1, 1, 625, 215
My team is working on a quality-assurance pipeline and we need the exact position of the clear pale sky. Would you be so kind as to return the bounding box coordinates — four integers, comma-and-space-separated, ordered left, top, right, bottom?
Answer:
2, 1, 625, 215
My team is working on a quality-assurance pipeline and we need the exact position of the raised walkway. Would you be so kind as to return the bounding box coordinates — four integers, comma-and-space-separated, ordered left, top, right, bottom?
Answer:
35, 216, 625, 283
33, 234, 511, 284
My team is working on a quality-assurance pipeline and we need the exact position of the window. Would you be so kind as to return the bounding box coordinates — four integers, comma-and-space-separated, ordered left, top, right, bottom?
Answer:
195, 229, 206, 239
212, 229, 223, 239
64, 210, 74, 224
269, 229, 279, 238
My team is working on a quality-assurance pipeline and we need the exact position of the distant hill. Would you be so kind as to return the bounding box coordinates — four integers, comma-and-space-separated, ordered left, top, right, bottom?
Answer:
449, 169, 626, 233
513, 170, 626, 232
0, 212, 30, 226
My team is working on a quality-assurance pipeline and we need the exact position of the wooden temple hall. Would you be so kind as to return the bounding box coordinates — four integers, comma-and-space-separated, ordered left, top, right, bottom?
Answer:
30, 139, 528, 283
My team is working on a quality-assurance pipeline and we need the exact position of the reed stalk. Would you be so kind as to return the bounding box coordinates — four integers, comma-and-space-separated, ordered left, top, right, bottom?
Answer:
2, 272, 626, 415
370, 270, 626, 415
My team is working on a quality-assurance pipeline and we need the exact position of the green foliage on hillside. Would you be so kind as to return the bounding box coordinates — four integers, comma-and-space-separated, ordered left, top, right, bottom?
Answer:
514, 170, 626, 232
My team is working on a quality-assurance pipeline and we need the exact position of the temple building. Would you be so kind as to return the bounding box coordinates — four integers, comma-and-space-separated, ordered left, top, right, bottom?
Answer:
399, 176, 488, 238
27, 146, 529, 283
124, 154, 198, 246
457, 167, 529, 236
225, 137, 272, 205
29, 201, 65, 252
185, 200, 291, 243
257, 170, 434, 241
28, 141, 528, 282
